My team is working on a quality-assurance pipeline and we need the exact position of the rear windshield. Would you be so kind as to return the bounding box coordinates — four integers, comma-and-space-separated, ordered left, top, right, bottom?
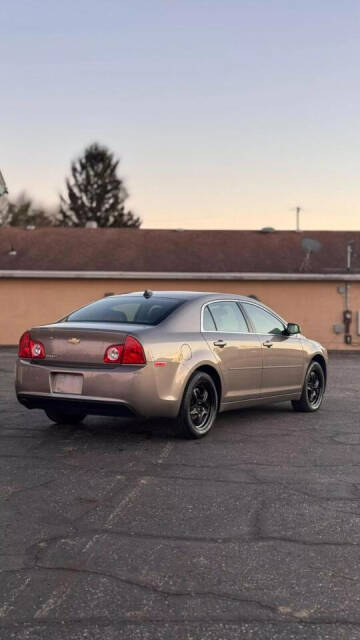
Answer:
63, 296, 184, 325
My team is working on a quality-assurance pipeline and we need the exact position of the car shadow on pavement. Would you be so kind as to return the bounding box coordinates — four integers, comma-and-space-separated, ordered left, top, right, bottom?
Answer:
41, 402, 294, 443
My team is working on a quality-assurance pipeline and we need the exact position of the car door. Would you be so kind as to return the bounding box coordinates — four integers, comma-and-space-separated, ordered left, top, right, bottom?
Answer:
241, 302, 305, 396
201, 300, 262, 403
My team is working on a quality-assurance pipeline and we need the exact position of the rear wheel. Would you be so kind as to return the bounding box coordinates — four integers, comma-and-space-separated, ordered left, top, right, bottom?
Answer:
45, 410, 86, 425
292, 361, 325, 412
177, 371, 218, 438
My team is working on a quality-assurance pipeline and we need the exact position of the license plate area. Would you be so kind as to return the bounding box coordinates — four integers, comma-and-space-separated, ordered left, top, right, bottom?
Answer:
51, 373, 83, 395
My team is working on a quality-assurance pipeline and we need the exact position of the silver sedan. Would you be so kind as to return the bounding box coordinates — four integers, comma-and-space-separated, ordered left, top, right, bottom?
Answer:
16, 291, 328, 438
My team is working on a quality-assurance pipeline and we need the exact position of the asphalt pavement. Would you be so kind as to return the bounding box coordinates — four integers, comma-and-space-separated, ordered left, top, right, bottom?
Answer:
1, 349, 360, 640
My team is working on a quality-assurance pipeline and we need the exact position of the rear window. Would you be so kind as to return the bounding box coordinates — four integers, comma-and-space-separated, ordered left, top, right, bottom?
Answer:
64, 296, 184, 325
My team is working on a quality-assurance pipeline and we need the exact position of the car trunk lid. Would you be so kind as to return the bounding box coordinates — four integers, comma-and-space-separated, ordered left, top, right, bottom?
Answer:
30, 323, 149, 366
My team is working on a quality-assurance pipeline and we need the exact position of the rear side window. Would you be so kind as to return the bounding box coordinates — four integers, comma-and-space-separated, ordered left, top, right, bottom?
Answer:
205, 301, 249, 333
64, 296, 184, 325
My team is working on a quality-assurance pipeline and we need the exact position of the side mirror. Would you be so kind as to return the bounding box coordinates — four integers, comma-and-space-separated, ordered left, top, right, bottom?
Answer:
285, 322, 301, 335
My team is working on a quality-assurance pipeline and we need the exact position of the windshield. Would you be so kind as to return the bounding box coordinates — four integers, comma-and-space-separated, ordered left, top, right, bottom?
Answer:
63, 296, 184, 325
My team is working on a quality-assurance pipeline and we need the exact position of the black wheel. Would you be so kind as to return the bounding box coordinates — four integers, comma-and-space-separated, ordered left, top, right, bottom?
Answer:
292, 361, 325, 412
177, 371, 218, 438
45, 410, 86, 425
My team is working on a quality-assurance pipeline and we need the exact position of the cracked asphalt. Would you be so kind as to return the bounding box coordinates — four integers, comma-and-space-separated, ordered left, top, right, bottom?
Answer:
1, 350, 360, 640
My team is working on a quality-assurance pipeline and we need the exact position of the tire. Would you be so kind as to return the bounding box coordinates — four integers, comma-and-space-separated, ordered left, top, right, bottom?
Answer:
177, 371, 218, 439
45, 410, 86, 425
292, 361, 325, 412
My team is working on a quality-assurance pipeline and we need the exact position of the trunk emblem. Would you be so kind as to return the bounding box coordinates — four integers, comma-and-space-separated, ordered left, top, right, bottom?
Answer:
68, 337, 80, 344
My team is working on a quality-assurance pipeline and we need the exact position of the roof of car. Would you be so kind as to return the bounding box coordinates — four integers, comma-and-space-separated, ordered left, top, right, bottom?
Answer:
124, 291, 257, 302
128, 291, 206, 300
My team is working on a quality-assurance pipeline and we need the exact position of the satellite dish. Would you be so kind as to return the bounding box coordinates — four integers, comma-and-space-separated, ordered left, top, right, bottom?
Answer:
0, 169, 8, 197
260, 227, 276, 233
301, 237, 322, 253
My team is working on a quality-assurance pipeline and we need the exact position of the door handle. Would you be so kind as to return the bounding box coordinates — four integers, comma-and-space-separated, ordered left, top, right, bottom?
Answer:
263, 340, 273, 348
213, 339, 227, 348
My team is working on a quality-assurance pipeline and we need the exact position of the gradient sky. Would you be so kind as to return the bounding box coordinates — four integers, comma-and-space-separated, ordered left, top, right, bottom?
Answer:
1, 0, 359, 230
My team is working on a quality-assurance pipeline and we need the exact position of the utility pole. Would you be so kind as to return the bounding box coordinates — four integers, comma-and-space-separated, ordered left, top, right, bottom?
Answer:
346, 240, 354, 272
344, 240, 355, 345
295, 206, 302, 232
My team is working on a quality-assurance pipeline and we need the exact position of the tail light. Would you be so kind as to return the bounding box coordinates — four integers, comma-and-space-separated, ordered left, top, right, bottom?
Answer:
18, 331, 46, 359
122, 336, 146, 364
104, 336, 146, 365
104, 344, 124, 363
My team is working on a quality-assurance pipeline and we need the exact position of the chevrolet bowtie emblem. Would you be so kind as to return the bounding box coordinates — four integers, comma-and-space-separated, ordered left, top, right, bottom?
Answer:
68, 337, 80, 344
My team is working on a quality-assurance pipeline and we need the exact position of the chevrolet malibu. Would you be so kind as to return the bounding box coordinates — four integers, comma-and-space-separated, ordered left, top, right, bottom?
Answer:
16, 291, 327, 438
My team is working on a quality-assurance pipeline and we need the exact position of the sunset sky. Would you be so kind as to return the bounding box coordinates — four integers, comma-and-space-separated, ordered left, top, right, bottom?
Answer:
1, 0, 359, 230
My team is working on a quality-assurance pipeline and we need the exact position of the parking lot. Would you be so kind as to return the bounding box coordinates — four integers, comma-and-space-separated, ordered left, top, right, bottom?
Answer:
1, 350, 360, 639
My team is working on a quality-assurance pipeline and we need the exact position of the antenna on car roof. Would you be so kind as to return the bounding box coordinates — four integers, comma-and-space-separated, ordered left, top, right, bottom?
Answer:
143, 289, 153, 299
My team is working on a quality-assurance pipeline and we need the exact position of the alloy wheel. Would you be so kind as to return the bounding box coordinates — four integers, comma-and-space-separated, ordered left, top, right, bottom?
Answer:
189, 382, 214, 433
306, 368, 324, 409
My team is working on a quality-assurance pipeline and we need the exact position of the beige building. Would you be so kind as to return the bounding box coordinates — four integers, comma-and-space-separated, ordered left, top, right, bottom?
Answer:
1, 228, 360, 350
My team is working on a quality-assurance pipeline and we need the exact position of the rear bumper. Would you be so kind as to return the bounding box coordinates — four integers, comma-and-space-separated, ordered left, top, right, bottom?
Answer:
17, 393, 137, 418
15, 358, 181, 418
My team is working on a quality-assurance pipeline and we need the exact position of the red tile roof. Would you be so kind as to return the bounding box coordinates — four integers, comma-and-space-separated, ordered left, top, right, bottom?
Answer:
0, 227, 359, 274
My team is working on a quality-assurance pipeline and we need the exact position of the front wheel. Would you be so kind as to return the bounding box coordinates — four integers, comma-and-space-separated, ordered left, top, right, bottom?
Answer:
292, 361, 325, 412
45, 410, 86, 425
177, 371, 218, 439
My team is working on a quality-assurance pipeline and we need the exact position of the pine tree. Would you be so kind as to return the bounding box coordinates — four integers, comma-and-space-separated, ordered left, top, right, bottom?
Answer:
59, 143, 141, 228
0, 193, 54, 227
